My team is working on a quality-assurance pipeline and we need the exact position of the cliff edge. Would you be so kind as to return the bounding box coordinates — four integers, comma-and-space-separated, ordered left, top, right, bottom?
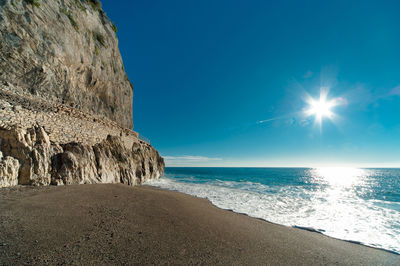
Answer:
0, 0, 164, 187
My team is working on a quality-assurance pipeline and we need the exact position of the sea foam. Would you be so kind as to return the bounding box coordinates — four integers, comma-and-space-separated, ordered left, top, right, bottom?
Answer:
145, 167, 400, 254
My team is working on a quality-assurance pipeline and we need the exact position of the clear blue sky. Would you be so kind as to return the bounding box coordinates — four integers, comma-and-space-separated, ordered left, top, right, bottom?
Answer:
103, 0, 400, 167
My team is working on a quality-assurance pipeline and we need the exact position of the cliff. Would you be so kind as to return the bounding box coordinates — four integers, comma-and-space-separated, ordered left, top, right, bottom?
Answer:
0, 0, 132, 128
0, 0, 164, 187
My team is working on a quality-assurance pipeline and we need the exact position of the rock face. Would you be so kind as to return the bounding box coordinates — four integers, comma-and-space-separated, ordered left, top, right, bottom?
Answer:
52, 135, 163, 186
0, 126, 58, 186
0, 151, 20, 187
0, 0, 133, 129
0, 126, 164, 187
0, 0, 165, 187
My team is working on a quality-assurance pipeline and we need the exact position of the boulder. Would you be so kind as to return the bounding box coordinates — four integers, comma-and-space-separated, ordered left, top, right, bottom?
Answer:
0, 151, 20, 188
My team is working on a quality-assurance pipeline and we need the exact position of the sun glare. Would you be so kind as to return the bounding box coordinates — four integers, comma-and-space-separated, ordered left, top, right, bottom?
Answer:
311, 167, 367, 187
305, 90, 338, 124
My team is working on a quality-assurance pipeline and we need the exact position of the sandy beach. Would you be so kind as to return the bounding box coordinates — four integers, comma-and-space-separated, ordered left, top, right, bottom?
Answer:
0, 184, 398, 265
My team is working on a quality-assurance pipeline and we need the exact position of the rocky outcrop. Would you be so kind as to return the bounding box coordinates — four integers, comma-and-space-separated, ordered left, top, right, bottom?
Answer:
0, 126, 164, 187
0, 126, 58, 185
0, 0, 133, 129
0, 151, 20, 187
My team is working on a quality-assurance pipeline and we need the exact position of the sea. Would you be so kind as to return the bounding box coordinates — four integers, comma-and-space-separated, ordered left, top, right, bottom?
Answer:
145, 167, 400, 254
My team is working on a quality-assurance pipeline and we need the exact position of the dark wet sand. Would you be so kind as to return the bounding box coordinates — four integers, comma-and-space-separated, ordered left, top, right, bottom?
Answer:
0, 184, 398, 265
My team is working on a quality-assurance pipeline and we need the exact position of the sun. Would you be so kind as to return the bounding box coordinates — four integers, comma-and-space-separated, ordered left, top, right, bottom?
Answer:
307, 97, 333, 119
305, 91, 337, 123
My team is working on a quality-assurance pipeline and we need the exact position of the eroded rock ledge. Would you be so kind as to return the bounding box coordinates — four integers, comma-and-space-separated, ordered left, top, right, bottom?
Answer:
0, 125, 163, 187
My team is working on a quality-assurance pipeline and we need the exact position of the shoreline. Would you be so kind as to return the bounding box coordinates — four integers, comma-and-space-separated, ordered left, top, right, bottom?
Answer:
194, 200, 400, 256
228, 207, 400, 256
147, 170, 400, 255
1, 184, 399, 265
219, 208, 400, 256
153, 186, 400, 256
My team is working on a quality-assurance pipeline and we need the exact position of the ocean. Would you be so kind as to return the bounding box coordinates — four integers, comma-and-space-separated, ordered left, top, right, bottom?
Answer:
145, 167, 400, 254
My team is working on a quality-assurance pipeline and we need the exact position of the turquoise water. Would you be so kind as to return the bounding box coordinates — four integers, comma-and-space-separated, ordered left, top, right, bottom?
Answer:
146, 167, 400, 254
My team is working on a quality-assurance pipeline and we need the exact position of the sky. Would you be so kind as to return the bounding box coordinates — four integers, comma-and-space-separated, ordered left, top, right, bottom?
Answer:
103, 0, 400, 167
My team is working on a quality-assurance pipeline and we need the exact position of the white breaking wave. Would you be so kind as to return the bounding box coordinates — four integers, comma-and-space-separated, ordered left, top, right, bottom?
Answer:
145, 177, 400, 254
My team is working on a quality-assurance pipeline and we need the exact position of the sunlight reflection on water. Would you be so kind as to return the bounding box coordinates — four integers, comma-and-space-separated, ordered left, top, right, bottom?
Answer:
309, 167, 368, 187
303, 168, 398, 251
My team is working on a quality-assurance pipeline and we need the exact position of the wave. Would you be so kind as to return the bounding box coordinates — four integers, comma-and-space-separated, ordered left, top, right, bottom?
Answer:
145, 177, 400, 254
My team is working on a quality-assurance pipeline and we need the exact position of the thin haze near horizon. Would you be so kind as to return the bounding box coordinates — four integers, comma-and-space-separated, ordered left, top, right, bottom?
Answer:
103, 1, 400, 167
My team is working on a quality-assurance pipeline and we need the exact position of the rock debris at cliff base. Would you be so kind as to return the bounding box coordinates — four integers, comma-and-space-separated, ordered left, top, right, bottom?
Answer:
0, 89, 164, 187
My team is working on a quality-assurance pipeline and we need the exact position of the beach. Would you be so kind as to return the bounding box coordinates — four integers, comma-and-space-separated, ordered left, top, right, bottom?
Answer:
0, 184, 398, 265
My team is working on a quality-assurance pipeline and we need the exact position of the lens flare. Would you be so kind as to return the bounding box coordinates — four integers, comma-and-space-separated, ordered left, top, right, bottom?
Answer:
305, 89, 340, 124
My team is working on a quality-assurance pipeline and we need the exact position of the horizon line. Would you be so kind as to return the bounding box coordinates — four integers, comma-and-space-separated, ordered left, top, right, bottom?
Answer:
165, 165, 400, 169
